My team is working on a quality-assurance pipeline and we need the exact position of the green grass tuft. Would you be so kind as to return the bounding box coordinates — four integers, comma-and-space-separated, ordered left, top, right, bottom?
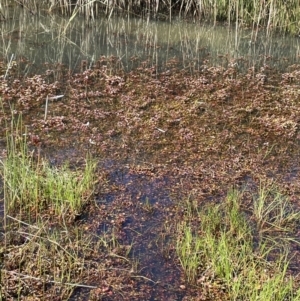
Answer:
176, 187, 300, 300
1, 114, 97, 222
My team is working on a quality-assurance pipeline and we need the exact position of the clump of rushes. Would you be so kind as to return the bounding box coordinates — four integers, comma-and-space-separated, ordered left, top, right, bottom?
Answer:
1, 114, 97, 223
176, 187, 300, 300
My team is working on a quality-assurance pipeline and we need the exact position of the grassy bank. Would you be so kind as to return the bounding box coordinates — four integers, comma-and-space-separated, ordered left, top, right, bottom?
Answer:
3, 0, 300, 33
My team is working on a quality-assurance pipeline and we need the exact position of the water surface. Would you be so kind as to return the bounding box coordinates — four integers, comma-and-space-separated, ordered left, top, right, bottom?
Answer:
1, 7, 300, 75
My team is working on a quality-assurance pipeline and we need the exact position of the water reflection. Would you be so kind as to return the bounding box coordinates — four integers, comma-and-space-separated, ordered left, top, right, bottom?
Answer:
1, 6, 300, 75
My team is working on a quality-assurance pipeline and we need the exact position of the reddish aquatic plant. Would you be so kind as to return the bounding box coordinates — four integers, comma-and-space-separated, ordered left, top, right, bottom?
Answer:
2, 56, 300, 300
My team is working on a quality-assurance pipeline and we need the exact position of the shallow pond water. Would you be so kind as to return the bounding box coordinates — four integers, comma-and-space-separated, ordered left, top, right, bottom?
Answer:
2, 6, 300, 76
2, 4, 300, 301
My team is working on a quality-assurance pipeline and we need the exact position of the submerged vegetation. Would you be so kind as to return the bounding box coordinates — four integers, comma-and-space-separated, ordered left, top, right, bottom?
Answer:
2, 0, 300, 33
1, 50, 300, 298
1, 0, 300, 299
1, 119, 300, 299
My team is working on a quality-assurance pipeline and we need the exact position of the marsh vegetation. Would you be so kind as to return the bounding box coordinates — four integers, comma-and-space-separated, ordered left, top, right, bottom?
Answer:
1, 1, 300, 300
177, 188, 300, 300
2, 53, 300, 299
2, 0, 300, 33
